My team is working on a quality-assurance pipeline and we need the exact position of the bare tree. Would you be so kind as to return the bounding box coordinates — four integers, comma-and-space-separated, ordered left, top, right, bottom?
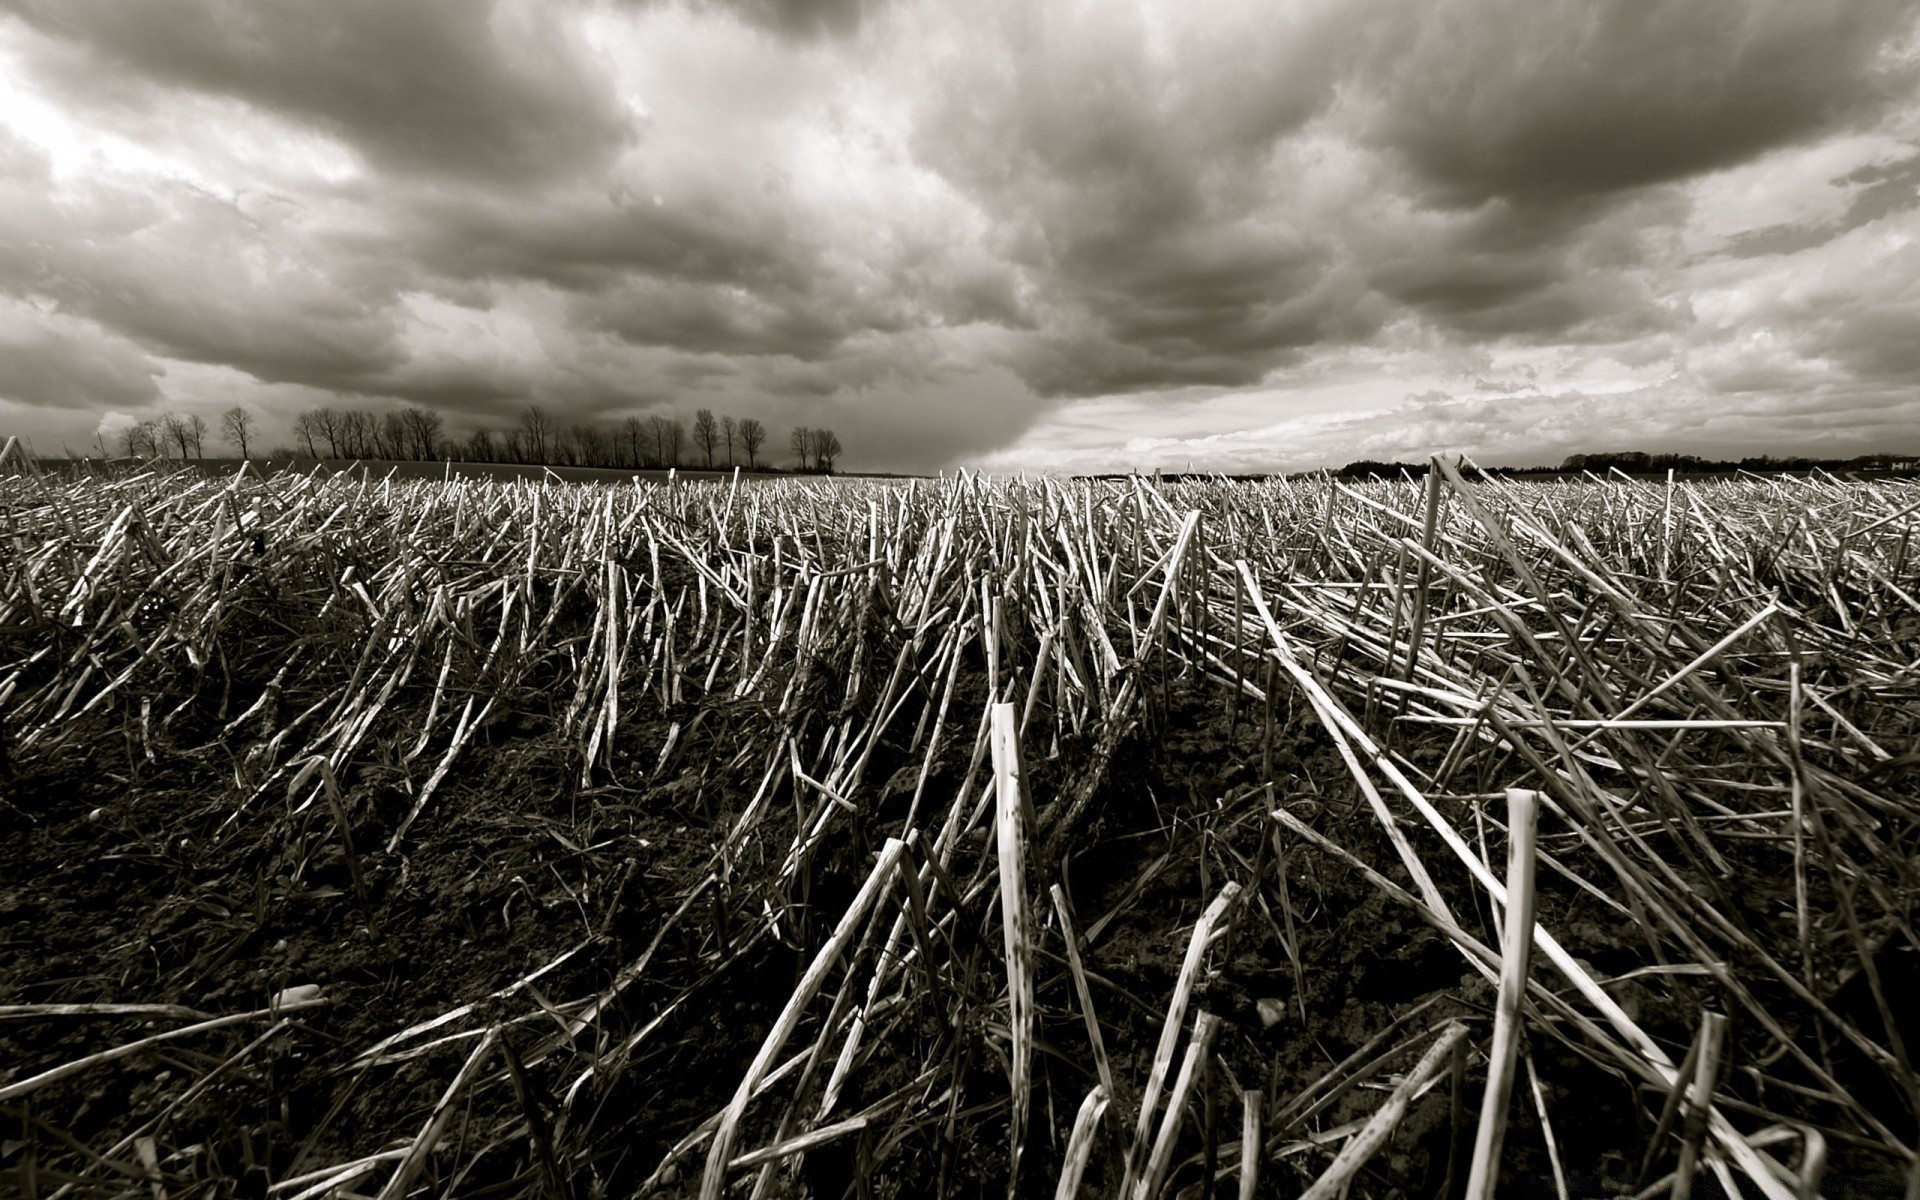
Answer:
292, 411, 321, 457
464, 428, 497, 462
722, 415, 737, 467
693, 409, 719, 469
377, 411, 408, 459
789, 425, 812, 472
519, 406, 555, 464
122, 419, 159, 459
339, 410, 375, 459
738, 417, 766, 469
646, 414, 685, 467
815, 428, 843, 475
162, 413, 202, 458
621, 416, 646, 468
636, 417, 662, 467
219, 407, 256, 458
311, 407, 344, 457
570, 424, 611, 467
399, 406, 445, 459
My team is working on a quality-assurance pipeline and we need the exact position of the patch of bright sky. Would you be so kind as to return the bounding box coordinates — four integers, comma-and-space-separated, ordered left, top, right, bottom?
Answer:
969, 329, 1687, 474
0, 24, 360, 194
1683, 131, 1912, 250
0, 27, 175, 184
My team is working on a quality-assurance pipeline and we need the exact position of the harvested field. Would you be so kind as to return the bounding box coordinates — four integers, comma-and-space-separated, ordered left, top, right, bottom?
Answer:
2, 458, 1918, 1199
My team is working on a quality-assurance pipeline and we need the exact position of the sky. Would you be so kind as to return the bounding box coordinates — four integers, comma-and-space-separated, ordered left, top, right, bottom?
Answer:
1, 0, 1918, 473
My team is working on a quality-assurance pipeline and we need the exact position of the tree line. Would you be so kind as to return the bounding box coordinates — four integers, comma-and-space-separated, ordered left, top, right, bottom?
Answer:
118, 408, 257, 460
117, 404, 846, 473
1327, 450, 1920, 479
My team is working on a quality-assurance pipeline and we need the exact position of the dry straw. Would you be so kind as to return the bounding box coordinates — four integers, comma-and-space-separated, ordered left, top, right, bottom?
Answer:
3, 460, 1915, 1198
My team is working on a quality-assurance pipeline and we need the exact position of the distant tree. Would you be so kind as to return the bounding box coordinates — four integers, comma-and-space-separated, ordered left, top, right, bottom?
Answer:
374, 411, 405, 459
520, 405, 555, 464
292, 412, 321, 457
722, 415, 737, 467
500, 428, 527, 463
162, 412, 205, 459
646, 414, 685, 467
621, 417, 644, 467
693, 409, 719, 469
399, 406, 446, 459
220, 406, 256, 458
815, 428, 843, 474
789, 425, 812, 472
570, 423, 611, 467
464, 428, 497, 462
331, 410, 357, 458
738, 418, 766, 469
340, 410, 376, 459
314, 407, 345, 457
121, 419, 159, 459
635, 416, 657, 467
617, 416, 644, 468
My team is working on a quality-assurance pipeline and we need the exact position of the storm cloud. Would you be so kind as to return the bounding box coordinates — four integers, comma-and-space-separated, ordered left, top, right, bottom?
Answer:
1, 0, 1917, 471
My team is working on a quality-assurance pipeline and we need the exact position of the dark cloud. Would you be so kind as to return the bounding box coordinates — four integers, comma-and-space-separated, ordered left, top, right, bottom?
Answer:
1776, 238, 1920, 384
2, 0, 631, 182
903, 0, 1919, 401
1365, 196, 1684, 341
0, 309, 164, 411
392, 188, 815, 294
685, 0, 876, 40
910, 2, 1364, 396
2, 0, 1918, 470
574, 277, 897, 359
1363, 0, 1918, 204
0, 174, 406, 390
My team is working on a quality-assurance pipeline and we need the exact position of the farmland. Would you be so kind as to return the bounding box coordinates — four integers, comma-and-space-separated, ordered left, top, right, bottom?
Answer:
2, 461, 1918, 1199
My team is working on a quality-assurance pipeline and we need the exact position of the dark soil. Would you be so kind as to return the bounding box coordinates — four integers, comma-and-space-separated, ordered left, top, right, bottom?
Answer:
3, 665, 1911, 1198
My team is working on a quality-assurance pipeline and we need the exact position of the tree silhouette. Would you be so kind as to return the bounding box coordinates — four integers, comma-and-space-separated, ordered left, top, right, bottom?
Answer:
815, 429, 843, 474
292, 412, 320, 457
162, 413, 206, 458
122, 420, 159, 459
738, 418, 766, 469
340, 410, 374, 459
645, 414, 685, 467
311, 408, 343, 457
519, 406, 555, 464
694, 409, 719, 468
220, 407, 256, 458
621, 416, 646, 468
400, 407, 445, 459
378, 411, 407, 459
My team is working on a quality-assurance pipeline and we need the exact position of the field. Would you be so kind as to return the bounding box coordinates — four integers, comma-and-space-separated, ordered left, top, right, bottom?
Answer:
3, 459, 1918, 1199
178, 457, 762, 486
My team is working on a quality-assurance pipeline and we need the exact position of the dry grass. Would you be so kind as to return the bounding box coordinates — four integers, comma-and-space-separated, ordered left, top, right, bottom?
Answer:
2, 452, 1917, 1198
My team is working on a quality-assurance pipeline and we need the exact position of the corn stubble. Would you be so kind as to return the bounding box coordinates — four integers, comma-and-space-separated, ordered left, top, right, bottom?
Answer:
2, 454, 1918, 1198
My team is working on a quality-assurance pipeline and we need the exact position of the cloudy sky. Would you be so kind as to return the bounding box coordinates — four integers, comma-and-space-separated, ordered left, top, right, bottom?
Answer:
2, 0, 1918, 472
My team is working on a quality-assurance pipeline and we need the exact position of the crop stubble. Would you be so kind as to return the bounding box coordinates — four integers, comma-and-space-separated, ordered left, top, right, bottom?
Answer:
2, 455, 1918, 1198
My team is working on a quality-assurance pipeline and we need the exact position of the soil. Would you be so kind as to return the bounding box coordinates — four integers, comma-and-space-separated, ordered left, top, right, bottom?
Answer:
3, 662, 1912, 1199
